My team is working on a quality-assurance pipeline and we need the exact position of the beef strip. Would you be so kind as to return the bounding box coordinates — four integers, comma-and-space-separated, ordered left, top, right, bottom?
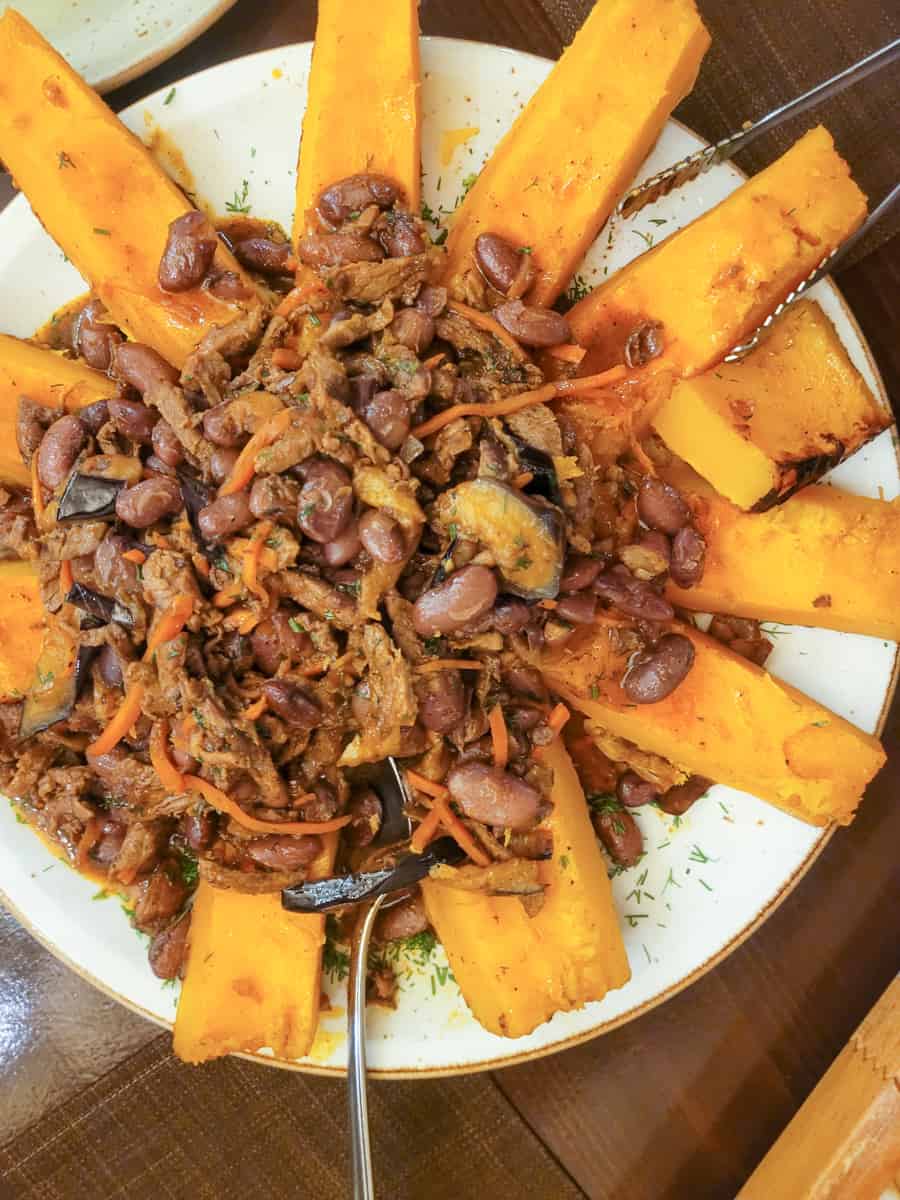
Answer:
339, 624, 417, 766
327, 255, 429, 305
278, 569, 357, 630
180, 307, 267, 408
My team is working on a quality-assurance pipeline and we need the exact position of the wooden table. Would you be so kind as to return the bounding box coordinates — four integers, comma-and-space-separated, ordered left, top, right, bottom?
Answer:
1, 2, 898, 1197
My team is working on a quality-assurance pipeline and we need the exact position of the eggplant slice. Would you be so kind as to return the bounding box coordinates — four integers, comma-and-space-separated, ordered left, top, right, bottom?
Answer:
66, 582, 134, 629
57, 473, 124, 524
19, 621, 96, 739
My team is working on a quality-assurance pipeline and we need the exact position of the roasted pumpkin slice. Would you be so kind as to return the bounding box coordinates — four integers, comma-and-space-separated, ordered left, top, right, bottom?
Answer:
0, 10, 260, 369
433, 479, 565, 600
568, 127, 867, 377
540, 621, 885, 827
0, 334, 118, 486
663, 464, 900, 640
293, 0, 421, 241
0, 562, 46, 704
442, 0, 710, 305
652, 301, 891, 510
422, 737, 630, 1038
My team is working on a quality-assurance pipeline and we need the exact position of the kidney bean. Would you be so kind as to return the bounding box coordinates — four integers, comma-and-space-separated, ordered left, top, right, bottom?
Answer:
148, 913, 191, 980
502, 665, 547, 701
622, 633, 695, 704
249, 474, 300, 523
358, 510, 406, 563
246, 833, 323, 871
638, 529, 672, 564
560, 554, 602, 593
637, 477, 690, 535
92, 817, 127, 865
75, 300, 123, 370
37, 415, 86, 488
447, 763, 541, 831
296, 231, 383, 269
657, 774, 712, 815
113, 343, 179, 396
94, 532, 140, 592
316, 173, 400, 228
233, 237, 291, 274
262, 680, 322, 728
592, 807, 643, 867
494, 299, 570, 348
182, 809, 217, 852
209, 447, 239, 485
97, 644, 124, 688
413, 565, 498, 637
391, 308, 435, 355
594, 564, 674, 622
351, 680, 372, 727
78, 400, 110, 436
108, 397, 158, 444
616, 771, 658, 808
624, 321, 664, 369
201, 401, 246, 448
207, 270, 252, 300
149, 419, 183, 468
378, 892, 429, 942
145, 452, 178, 477
414, 288, 446, 320
619, 537, 670, 581
197, 492, 254, 542
475, 233, 530, 295
346, 373, 380, 411
345, 787, 383, 848
670, 525, 706, 588
134, 865, 187, 931
115, 476, 183, 528
555, 592, 597, 625
158, 210, 218, 292
358, 389, 410, 451
414, 670, 466, 734
323, 520, 362, 567
378, 211, 427, 257
251, 610, 311, 674
491, 596, 531, 636
171, 745, 200, 777
297, 457, 353, 543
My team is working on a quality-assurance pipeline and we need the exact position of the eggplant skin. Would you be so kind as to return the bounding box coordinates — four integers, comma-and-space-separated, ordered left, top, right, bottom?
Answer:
19, 642, 96, 739
57, 472, 124, 524
434, 478, 566, 600
66, 582, 134, 629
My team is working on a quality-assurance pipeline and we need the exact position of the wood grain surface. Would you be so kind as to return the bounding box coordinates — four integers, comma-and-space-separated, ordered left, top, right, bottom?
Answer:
0, 2, 898, 1198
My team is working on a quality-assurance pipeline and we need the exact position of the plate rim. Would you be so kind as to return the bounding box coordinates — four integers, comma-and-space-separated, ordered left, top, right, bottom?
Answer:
0, 35, 896, 1078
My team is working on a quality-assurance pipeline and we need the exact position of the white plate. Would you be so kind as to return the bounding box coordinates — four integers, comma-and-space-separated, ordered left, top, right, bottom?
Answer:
0, 39, 896, 1077
14, 0, 237, 93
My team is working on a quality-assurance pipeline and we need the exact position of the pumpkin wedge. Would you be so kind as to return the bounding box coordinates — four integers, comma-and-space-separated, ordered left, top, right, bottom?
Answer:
293, 0, 421, 242
422, 737, 630, 1038
663, 464, 900, 640
0, 561, 45, 704
652, 301, 890, 510
442, 0, 709, 306
540, 622, 885, 827
0, 9, 260, 369
568, 127, 867, 376
0, 333, 117, 486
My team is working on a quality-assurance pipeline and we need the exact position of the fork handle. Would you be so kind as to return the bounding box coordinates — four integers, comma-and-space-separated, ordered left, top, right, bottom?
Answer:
348, 895, 387, 1200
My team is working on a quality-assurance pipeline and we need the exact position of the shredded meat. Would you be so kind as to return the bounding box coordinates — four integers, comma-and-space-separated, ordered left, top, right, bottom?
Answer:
340, 624, 417, 766
329, 255, 429, 304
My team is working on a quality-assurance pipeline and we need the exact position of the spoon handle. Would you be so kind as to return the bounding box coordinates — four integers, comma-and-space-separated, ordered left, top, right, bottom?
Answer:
348, 894, 386, 1200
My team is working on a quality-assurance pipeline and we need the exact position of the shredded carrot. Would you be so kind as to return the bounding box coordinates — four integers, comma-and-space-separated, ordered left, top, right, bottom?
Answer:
76, 816, 102, 869
488, 704, 509, 769
405, 769, 450, 799
30, 454, 45, 525
145, 595, 195, 658
512, 471, 534, 489
86, 684, 145, 758
219, 408, 293, 497
547, 702, 571, 734
223, 607, 262, 635
447, 300, 529, 362
195, 556, 211, 580
416, 659, 484, 674
283, 254, 298, 274
122, 549, 146, 565
272, 347, 303, 371
149, 719, 186, 795
242, 521, 272, 603
212, 583, 242, 609
423, 352, 445, 370
295, 659, 331, 678
183, 775, 353, 835
275, 278, 330, 317
412, 381, 558, 440
409, 805, 443, 854
432, 794, 491, 867
538, 598, 557, 610
546, 343, 586, 365
241, 696, 268, 720
58, 560, 74, 596
554, 365, 630, 394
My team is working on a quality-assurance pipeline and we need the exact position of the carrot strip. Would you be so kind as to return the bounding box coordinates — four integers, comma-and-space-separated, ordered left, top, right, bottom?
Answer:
86, 684, 145, 758
546, 343, 586, 365
223, 607, 262, 635
447, 300, 529, 362
219, 408, 293, 497
547, 702, 571, 735
122, 548, 146, 565
512, 471, 534, 489
241, 696, 267, 720
212, 583, 242, 609
416, 659, 484, 674
405, 769, 450, 799
149, 719, 186, 794
58, 560, 74, 596
538, 598, 558, 610
272, 347, 303, 371
555, 365, 630, 393
145, 594, 195, 658
242, 521, 272, 603
423, 352, 445, 370
488, 704, 509, 769
411, 382, 558, 440
432, 794, 491, 867
409, 805, 443, 854
183, 776, 352, 835
275, 277, 330, 317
